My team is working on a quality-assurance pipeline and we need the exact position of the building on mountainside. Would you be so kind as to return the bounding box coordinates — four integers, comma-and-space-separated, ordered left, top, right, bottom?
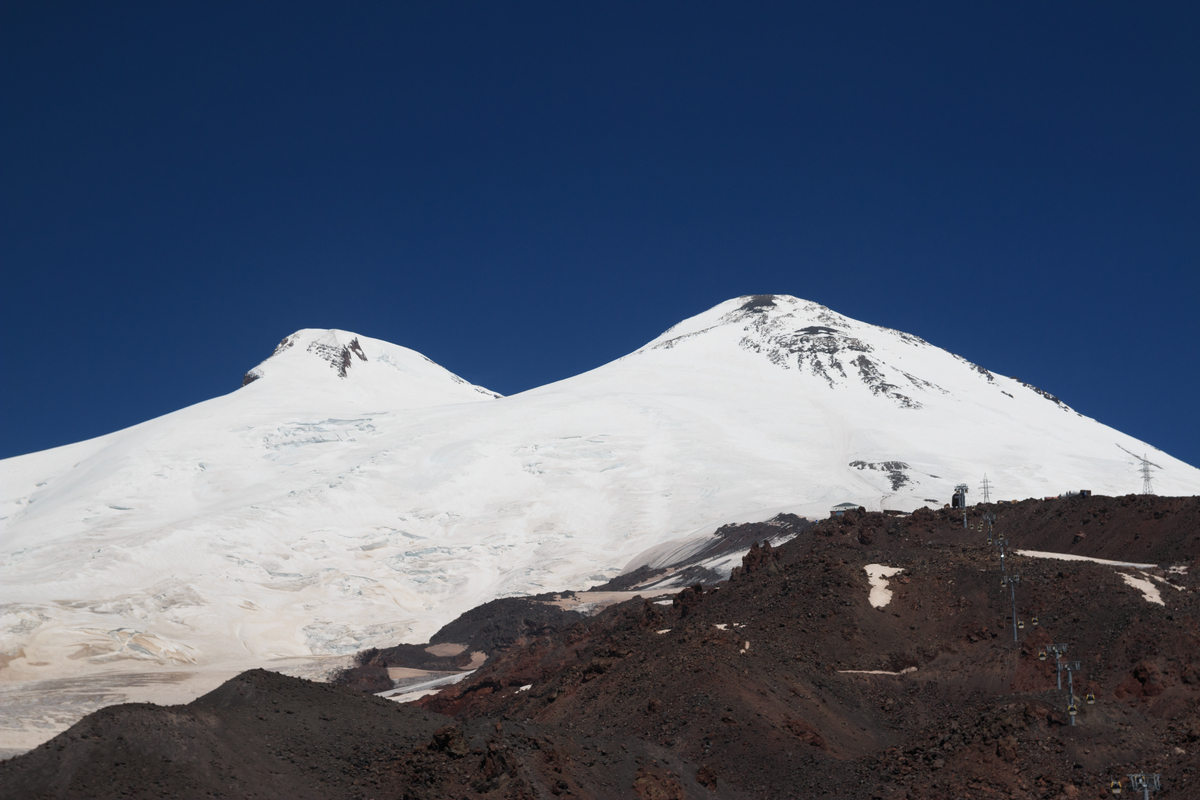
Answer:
830, 502, 861, 517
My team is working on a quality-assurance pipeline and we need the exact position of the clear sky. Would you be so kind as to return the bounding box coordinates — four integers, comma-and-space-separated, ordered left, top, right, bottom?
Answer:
2, 2, 1197, 475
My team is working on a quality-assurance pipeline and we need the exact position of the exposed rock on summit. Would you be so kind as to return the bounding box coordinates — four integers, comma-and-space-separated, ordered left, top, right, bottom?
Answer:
242, 331, 370, 384
307, 331, 368, 378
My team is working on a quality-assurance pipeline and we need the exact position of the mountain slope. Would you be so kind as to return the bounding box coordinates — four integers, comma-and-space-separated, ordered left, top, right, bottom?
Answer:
1, 295, 1197, 753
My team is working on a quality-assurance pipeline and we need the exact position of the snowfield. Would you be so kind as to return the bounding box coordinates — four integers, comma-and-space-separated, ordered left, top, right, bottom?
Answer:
2, 295, 1198, 751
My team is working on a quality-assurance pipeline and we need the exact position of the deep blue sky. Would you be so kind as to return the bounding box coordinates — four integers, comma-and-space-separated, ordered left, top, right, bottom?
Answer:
2, 2, 1198, 475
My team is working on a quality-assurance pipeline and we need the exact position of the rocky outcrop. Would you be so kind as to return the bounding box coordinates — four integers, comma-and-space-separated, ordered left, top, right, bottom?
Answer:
307, 332, 368, 378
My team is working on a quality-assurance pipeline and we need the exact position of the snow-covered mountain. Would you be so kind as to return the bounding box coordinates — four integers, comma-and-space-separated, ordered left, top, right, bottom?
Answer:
2, 296, 1197, 750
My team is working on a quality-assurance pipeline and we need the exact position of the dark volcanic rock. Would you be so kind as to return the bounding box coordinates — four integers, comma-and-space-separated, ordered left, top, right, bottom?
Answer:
1, 670, 746, 799
728, 538, 781, 581
429, 593, 586, 653
6, 495, 1200, 800
671, 583, 708, 617
0, 669, 450, 800
423, 495, 1200, 799
632, 513, 811, 590
592, 564, 670, 591
333, 594, 587, 690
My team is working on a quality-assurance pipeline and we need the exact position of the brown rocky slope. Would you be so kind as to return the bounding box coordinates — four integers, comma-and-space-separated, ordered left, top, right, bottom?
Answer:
423, 495, 1200, 799
2, 494, 1197, 799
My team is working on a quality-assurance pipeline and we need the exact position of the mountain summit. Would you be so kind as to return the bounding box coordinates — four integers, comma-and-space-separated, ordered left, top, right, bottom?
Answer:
242, 330, 370, 383
238, 327, 499, 402
633, 294, 1006, 410
1, 295, 1197, 754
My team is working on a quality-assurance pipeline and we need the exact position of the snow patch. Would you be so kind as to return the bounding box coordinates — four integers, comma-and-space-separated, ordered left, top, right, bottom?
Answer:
1145, 573, 1184, 592
1015, 550, 1158, 569
377, 670, 474, 703
864, 564, 904, 608
1119, 573, 1164, 606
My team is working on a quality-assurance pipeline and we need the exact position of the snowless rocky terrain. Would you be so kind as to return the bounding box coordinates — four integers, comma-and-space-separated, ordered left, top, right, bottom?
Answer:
1, 294, 1197, 753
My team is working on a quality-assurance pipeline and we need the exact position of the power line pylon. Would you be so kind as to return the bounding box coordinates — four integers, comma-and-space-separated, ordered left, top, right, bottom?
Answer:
980, 474, 993, 504
1140, 455, 1155, 495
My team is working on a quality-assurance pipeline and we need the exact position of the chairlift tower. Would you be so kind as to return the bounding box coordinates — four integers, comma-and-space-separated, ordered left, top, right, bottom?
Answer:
1125, 773, 1162, 799
1040, 643, 1069, 690
983, 512, 997, 545
955, 484, 970, 527
995, 535, 1009, 575
1064, 660, 1082, 725
1001, 575, 1021, 641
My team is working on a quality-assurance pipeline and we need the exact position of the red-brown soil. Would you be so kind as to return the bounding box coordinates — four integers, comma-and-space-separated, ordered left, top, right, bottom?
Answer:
3, 494, 1198, 799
